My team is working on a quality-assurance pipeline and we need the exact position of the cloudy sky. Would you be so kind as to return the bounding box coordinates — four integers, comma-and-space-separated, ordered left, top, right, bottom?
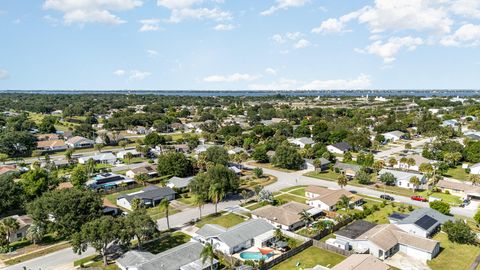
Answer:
0, 0, 480, 90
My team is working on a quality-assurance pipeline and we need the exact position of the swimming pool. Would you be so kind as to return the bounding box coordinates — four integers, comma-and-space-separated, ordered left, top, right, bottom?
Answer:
239, 252, 273, 261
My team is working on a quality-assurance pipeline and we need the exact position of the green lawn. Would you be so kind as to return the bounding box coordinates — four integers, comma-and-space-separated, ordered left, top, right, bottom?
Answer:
245, 202, 268, 211
416, 191, 462, 205
248, 162, 298, 173
304, 171, 342, 181
444, 166, 470, 181
270, 247, 345, 270
195, 213, 246, 228
289, 187, 307, 197
147, 207, 180, 220
364, 202, 414, 224
280, 186, 307, 193
428, 233, 480, 270
276, 194, 307, 204
143, 232, 191, 254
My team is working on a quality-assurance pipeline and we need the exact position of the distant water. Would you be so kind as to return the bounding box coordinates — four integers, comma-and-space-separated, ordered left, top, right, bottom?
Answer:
0, 90, 479, 97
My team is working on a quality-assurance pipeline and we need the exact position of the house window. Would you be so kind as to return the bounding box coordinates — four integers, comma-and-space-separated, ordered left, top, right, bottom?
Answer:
16, 233, 22, 238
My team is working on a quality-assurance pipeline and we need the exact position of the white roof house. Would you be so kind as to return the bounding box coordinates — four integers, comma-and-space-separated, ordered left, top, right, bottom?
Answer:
382, 131, 405, 142
378, 169, 426, 189
116, 149, 142, 159
166, 176, 194, 189
78, 152, 117, 165
289, 137, 315, 148
66, 136, 95, 148
470, 163, 480, 175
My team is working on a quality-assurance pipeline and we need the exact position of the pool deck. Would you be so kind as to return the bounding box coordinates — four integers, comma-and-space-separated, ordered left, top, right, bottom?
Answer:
233, 246, 281, 262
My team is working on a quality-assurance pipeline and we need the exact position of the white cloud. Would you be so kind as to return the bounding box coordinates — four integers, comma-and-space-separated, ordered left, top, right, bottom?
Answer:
249, 78, 298, 90
312, 11, 359, 34
361, 36, 424, 63
441, 24, 480, 47
265, 68, 277, 76
214, 23, 235, 31
203, 73, 259, 83
271, 32, 302, 43
168, 8, 231, 23
450, 0, 480, 19
147, 49, 159, 57
139, 18, 160, 32
261, 0, 310, 16
0, 69, 9, 80
300, 74, 371, 90
114, 69, 126, 76
294, 39, 311, 49
43, 0, 142, 25
129, 70, 152, 80
157, 0, 202, 9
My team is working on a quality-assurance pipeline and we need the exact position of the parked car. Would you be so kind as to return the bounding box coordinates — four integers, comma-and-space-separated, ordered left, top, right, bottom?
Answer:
411, 195, 428, 202
380, 194, 394, 201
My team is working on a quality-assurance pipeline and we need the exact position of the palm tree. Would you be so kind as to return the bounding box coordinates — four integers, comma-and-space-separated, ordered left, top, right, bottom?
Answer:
1, 218, 19, 245
241, 190, 249, 205
94, 143, 104, 153
86, 158, 96, 176
200, 243, 215, 270
193, 194, 205, 219
372, 160, 384, 173
299, 210, 313, 228
409, 176, 421, 194
26, 223, 44, 245
407, 158, 416, 168
135, 173, 149, 186
125, 152, 134, 164
337, 173, 348, 189
253, 185, 263, 201
337, 195, 351, 214
159, 198, 171, 230
209, 184, 225, 214
274, 228, 284, 241
64, 149, 74, 164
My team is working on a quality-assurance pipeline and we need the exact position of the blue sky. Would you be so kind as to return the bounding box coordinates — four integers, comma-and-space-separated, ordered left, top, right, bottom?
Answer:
0, 0, 480, 90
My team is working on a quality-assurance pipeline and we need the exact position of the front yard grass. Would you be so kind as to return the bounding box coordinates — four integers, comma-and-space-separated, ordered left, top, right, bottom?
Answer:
363, 202, 414, 224
195, 213, 246, 228
248, 162, 298, 173
143, 232, 191, 254
270, 246, 345, 270
444, 165, 470, 181
304, 171, 342, 181
276, 194, 307, 204
428, 232, 480, 270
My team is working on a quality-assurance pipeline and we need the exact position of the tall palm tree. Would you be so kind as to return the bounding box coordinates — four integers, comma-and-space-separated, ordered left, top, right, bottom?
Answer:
337, 195, 351, 214
125, 152, 134, 164
209, 184, 225, 214
26, 223, 44, 245
64, 149, 74, 164
135, 173, 149, 186
241, 190, 249, 205
253, 185, 263, 201
1, 218, 19, 245
159, 198, 171, 230
193, 194, 205, 219
337, 173, 348, 189
200, 243, 215, 270
299, 210, 313, 228
409, 176, 421, 194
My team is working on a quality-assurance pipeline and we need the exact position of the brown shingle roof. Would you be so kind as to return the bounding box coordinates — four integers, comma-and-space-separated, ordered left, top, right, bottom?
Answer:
252, 202, 312, 227
331, 254, 390, 270
306, 186, 362, 207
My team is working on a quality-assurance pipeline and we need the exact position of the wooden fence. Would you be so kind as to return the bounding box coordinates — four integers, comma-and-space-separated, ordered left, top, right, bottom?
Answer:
260, 240, 313, 270
312, 240, 354, 257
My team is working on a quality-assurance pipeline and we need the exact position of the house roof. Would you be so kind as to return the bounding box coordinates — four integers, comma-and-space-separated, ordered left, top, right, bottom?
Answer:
79, 152, 116, 162
330, 142, 351, 152
335, 220, 376, 240
0, 165, 17, 175
396, 208, 454, 231
35, 133, 60, 141
395, 154, 430, 165
357, 224, 439, 253
306, 186, 362, 207
196, 219, 274, 249
116, 241, 215, 270
331, 254, 390, 270
3, 215, 33, 229
334, 162, 361, 172
383, 131, 405, 137
378, 169, 424, 183
130, 164, 157, 175
119, 186, 176, 203
167, 176, 194, 188
66, 136, 93, 144
437, 179, 480, 193
294, 137, 314, 145
252, 202, 312, 227
37, 140, 66, 148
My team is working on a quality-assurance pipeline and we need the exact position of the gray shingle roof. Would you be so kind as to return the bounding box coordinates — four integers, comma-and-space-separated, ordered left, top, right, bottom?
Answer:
335, 220, 376, 240
119, 186, 176, 203
167, 176, 194, 189
397, 208, 454, 231
116, 242, 215, 270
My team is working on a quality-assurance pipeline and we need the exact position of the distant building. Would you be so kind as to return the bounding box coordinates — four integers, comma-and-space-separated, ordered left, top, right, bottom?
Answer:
1, 215, 33, 242
251, 202, 322, 231
382, 131, 406, 142
126, 164, 158, 179
378, 169, 426, 189
289, 137, 315, 148
66, 136, 94, 148
327, 142, 352, 155
87, 173, 135, 191
305, 186, 363, 211
78, 152, 117, 165
36, 140, 67, 152
166, 176, 194, 190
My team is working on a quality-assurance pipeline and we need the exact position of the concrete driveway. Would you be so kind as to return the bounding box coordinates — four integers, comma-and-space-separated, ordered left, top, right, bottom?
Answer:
384, 252, 431, 270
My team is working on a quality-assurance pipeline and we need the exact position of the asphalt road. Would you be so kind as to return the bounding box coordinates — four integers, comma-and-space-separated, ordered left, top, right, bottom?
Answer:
0, 247, 95, 270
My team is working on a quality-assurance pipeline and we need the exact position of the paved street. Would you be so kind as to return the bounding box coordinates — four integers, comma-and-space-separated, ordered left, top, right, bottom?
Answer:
1, 247, 95, 270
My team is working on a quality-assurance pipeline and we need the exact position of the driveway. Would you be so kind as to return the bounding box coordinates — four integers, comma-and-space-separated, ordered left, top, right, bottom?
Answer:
384, 252, 431, 270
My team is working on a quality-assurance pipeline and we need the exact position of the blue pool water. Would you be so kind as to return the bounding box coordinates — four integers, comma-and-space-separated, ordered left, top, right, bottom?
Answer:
240, 252, 273, 260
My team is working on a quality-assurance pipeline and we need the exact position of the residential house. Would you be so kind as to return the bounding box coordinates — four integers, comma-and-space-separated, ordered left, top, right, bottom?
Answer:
378, 169, 426, 189
329, 254, 390, 270
194, 219, 276, 255
289, 137, 315, 148
170, 122, 185, 131
305, 186, 363, 211
327, 142, 352, 155
334, 221, 440, 261
470, 163, 480, 175
166, 176, 194, 190
116, 149, 142, 160
116, 241, 218, 270
382, 131, 405, 142
127, 126, 147, 135
117, 186, 176, 211
442, 119, 459, 128
66, 136, 95, 149
437, 179, 480, 200
307, 158, 331, 172
1, 215, 33, 242
35, 133, 60, 141
0, 165, 18, 175
251, 202, 322, 231
87, 173, 135, 191
333, 162, 361, 179
393, 154, 431, 172
36, 140, 67, 152
78, 152, 117, 165
229, 165, 242, 175
228, 147, 246, 155
388, 208, 454, 238
126, 164, 158, 179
